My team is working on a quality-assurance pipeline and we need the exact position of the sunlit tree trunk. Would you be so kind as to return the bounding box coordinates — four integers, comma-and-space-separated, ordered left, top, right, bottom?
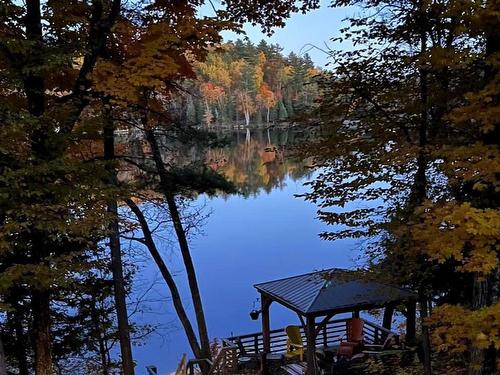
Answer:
204, 99, 211, 127
244, 109, 250, 126
246, 128, 251, 144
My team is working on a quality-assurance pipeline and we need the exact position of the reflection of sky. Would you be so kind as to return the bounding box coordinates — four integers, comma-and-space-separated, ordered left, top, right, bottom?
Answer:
130, 172, 360, 375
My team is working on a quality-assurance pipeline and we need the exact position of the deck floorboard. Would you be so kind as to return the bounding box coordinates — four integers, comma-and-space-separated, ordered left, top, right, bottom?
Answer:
281, 363, 306, 375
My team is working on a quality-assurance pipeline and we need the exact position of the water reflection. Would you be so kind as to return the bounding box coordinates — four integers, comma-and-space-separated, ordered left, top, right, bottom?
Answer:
205, 128, 315, 196
117, 127, 316, 196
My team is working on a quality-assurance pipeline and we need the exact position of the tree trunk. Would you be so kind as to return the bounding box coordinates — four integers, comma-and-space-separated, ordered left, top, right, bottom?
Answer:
32, 289, 52, 375
245, 128, 251, 144
103, 112, 135, 375
0, 334, 7, 375
468, 275, 490, 375
126, 199, 204, 360
382, 304, 394, 330
165, 193, 212, 360
415, 5, 432, 373
24, 3, 52, 372
469, 3, 499, 373
11, 302, 29, 375
90, 298, 110, 375
204, 100, 211, 127
24, 0, 44, 118
483, 264, 500, 373
419, 299, 432, 375
143, 127, 212, 365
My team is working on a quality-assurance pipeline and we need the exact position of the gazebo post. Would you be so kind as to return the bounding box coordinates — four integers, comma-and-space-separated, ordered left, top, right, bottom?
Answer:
405, 301, 416, 344
305, 316, 317, 375
261, 294, 272, 353
383, 304, 395, 330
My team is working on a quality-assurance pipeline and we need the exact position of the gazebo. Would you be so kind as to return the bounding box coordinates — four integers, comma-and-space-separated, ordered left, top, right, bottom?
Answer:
254, 269, 417, 375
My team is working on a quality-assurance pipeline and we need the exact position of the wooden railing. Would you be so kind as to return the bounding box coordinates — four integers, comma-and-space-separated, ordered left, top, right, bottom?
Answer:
224, 317, 396, 355
187, 340, 239, 375
362, 319, 394, 345
187, 318, 397, 375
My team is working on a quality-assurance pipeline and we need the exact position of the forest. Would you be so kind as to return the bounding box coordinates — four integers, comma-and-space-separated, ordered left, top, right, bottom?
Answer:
0, 1, 498, 375
175, 39, 320, 127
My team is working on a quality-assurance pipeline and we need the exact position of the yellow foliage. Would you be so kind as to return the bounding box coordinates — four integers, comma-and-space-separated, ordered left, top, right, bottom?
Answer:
254, 66, 264, 90
412, 202, 499, 275
258, 51, 266, 66
279, 65, 294, 83
230, 59, 246, 84
428, 303, 500, 355
91, 19, 221, 103
306, 67, 321, 78
196, 53, 232, 88
436, 143, 500, 191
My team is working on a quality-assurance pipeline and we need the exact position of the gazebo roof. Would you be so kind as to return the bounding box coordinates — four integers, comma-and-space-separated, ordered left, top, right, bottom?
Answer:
254, 268, 417, 316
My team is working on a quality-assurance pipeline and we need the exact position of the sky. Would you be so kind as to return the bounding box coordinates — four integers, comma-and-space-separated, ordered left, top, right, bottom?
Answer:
202, 1, 357, 67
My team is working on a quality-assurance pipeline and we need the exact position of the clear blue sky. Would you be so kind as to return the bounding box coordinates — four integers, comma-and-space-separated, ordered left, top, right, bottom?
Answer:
202, 0, 356, 67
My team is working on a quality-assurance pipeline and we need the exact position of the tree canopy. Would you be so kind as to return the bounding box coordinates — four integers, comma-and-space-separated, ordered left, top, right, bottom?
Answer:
303, 0, 499, 373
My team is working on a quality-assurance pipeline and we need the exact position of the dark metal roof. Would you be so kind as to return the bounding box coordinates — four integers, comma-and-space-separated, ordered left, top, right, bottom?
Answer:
254, 269, 416, 316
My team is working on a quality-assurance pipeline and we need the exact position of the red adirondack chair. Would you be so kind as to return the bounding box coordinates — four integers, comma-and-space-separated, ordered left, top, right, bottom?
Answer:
338, 318, 364, 359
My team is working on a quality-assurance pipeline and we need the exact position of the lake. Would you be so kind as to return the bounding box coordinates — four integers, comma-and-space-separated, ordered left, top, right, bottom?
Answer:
128, 128, 360, 375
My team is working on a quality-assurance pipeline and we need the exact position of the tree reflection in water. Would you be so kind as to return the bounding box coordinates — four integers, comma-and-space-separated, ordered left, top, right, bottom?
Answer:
205, 128, 315, 196
119, 127, 316, 196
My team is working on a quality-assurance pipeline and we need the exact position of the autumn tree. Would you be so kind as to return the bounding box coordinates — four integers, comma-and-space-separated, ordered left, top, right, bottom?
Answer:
0, 0, 322, 373
303, 0, 499, 373
188, 40, 321, 126
0, 1, 125, 373
200, 82, 225, 126
257, 83, 278, 123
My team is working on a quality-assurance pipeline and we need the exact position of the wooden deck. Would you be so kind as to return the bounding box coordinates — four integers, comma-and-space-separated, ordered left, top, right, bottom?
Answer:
281, 363, 307, 375
187, 318, 397, 375
224, 317, 395, 354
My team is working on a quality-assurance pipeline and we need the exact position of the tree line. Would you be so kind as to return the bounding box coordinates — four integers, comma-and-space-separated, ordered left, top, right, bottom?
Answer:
178, 40, 320, 127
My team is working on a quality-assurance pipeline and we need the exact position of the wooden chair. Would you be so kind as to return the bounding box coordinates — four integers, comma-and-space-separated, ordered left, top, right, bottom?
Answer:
338, 318, 364, 359
233, 338, 260, 370
285, 325, 305, 361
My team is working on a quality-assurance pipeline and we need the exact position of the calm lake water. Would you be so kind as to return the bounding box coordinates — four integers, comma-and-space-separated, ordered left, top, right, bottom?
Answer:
128, 128, 360, 375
